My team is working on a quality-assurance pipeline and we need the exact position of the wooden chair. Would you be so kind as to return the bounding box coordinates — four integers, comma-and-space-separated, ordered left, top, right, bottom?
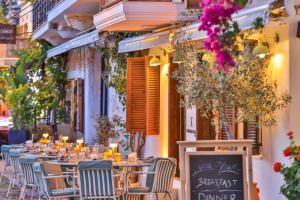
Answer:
125, 157, 177, 200
37, 162, 79, 200
7, 149, 22, 197
0, 145, 12, 183
78, 160, 124, 200
19, 156, 39, 200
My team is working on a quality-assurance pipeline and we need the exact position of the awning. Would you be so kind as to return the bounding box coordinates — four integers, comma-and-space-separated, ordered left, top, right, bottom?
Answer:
47, 30, 104, 58
0, 57, 18, 67
118, 3, 269, 53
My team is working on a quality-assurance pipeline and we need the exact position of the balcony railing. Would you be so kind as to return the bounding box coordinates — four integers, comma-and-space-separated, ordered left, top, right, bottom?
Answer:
99, 0, 172, 11
32, 0, 63, 32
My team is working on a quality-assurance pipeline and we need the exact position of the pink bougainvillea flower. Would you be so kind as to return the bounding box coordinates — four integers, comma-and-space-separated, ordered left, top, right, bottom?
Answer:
198, 0, 243, 72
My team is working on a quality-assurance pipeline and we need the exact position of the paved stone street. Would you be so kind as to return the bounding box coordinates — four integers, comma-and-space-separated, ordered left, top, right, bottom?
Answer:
0, 160, 37, 200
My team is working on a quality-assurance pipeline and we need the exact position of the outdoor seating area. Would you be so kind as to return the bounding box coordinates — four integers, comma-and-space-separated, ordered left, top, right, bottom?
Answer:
0, 140, 177, 200
3, 0, 300, 199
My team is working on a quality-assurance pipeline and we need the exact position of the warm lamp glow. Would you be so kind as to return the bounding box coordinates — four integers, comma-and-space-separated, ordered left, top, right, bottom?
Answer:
109, 143, 118, 148
62, 136, 69, 143
77, 139, 84, 144
43, 133, 49, 139
273, 54, 283, 66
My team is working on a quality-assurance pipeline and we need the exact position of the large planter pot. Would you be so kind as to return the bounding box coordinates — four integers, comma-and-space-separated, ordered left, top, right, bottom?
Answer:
8, 129, 30, 144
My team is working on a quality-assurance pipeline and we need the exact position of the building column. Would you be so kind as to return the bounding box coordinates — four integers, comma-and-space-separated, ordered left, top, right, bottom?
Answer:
84, 47, 102, 145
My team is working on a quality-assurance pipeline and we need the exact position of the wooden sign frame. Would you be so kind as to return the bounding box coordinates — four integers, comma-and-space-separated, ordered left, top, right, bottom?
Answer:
185, 151, 247, 200
177, 140, 254, 200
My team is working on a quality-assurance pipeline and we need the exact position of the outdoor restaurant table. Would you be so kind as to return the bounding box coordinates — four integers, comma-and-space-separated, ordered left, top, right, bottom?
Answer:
47, 159, 154, 168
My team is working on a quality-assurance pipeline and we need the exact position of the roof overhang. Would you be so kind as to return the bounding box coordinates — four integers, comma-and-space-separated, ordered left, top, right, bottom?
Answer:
0, 57, 18, 67
118, 3, 270, 53
47, 30, 104, 58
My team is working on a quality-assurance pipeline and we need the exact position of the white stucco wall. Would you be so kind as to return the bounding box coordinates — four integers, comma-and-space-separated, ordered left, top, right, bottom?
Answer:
84, 48, 102, 144
252, 14, 300, 199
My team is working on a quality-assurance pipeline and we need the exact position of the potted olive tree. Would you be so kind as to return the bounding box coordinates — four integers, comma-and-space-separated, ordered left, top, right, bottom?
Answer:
172, 1, 291, 139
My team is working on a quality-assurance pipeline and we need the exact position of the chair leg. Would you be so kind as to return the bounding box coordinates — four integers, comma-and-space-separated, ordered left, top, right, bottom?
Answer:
19, 184, 26, 200
0, 169, 3, 183
31, 186, 35, 200
6, 175, 14, 197
167, 192, 173, 200
155, 193, 159, 200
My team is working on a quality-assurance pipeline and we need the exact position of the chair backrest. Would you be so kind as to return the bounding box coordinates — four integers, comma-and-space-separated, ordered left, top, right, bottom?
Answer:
146, 157, 177, 193
40, 161, 66, 196
78, 160, 115, 198
19, 156, 38, 185
32, 162, 47, 197
8, 149, 22, 174
1, 145, 12, 166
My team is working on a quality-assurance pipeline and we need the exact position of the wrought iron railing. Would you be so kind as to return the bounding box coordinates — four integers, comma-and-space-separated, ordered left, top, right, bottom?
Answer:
32, 0, 63, 32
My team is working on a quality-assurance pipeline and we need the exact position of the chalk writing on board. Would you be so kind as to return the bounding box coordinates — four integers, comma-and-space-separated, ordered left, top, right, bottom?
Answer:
189, 154, 244, 200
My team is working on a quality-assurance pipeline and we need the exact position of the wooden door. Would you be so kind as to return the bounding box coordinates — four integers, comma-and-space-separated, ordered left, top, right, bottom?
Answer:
168, 63, 185, 176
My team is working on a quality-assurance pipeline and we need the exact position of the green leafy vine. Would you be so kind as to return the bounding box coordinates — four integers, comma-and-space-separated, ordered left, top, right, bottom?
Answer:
101, 32, 149, 108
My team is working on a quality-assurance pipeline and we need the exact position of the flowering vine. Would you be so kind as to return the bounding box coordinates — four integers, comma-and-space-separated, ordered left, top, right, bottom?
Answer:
198, 0, 244, 72
273, 131, 300, 199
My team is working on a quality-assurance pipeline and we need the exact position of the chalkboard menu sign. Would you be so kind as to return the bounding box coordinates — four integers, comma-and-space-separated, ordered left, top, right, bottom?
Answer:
186, 152, 246, 200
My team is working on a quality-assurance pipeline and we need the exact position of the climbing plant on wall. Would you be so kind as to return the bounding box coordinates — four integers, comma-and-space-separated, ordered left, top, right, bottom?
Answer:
102, 32, 149, 108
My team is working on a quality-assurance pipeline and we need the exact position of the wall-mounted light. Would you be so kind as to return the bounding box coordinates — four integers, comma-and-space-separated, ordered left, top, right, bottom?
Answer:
149, 56, 161, 67
253, 44, 269, 58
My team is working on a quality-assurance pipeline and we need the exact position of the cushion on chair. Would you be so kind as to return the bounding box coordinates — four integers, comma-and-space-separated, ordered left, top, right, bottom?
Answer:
78, 160, 112, 170
9, 148, 22, 157
32, 162, 47, 197
19, 156, 37, 164
1, 144, 12, 152
128, 186, 151, 193
41, 161, 66, 194
51, 188, 80, 197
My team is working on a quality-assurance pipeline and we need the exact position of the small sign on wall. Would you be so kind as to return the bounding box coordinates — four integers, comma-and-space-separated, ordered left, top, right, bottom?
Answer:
0, 23, 16, 44
186, 151, 246, 200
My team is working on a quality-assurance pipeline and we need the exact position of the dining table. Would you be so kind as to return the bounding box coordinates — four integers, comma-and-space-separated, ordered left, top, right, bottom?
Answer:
47, 159, 154, 168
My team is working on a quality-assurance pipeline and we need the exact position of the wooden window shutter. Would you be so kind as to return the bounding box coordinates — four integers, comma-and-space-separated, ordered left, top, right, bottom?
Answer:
196, 111, 215, 140
126, 57, 146, 133
185, 0, 200, 9
244, 118, 261, 155
145, 56, 160, 135
220, 107, 237, 140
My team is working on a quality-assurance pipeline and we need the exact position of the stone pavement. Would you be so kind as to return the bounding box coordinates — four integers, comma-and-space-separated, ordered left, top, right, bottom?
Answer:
0, 160, 36, 200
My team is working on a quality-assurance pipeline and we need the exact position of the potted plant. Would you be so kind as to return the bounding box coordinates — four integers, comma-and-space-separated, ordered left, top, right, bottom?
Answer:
172, 1, 291, 139
95, 115, 122, 147
273, 131, 300, 199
